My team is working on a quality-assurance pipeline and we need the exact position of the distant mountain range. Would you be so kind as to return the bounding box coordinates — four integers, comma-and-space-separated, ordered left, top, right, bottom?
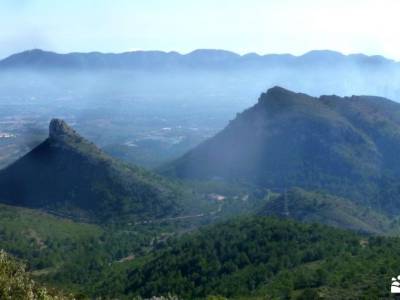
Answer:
164, 86, 400, 216
0, 119, 185, 222
2, 48, 400, 105
0, 49, 396, 70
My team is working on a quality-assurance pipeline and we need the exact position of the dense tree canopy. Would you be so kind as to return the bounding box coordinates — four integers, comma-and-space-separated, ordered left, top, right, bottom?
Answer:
124, 217, 400, 299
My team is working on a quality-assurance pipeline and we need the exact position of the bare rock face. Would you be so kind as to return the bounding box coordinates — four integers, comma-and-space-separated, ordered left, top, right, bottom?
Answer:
49, 119, 77, 140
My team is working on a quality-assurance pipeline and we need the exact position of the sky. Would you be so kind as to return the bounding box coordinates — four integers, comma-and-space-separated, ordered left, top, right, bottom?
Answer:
1, 0, 400, 60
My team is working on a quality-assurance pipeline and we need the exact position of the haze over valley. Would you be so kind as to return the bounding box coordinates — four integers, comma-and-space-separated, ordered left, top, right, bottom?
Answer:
2, 48, 400, 170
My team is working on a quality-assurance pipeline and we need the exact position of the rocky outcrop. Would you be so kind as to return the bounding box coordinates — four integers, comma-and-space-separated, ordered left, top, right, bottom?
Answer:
49, 119, 78, 141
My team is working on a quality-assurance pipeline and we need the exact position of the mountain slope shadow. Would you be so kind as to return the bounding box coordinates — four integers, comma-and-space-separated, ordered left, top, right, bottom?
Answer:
0, 119, 184, 222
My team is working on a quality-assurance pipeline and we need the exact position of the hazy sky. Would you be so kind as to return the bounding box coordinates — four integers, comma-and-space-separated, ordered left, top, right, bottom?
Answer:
1, 0, 400, 59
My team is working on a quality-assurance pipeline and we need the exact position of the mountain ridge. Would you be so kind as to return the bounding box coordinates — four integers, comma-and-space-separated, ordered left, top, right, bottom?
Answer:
0, 49, 397, 70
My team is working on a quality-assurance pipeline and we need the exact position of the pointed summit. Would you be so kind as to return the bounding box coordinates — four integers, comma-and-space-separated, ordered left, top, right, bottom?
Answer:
260, 86, 309, 101
49, 119, 78, 140
266, 86, 295, 96
255, 86, 316, 114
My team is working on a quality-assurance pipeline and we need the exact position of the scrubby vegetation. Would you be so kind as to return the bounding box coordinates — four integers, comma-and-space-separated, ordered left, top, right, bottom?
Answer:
0, 250, 73, 299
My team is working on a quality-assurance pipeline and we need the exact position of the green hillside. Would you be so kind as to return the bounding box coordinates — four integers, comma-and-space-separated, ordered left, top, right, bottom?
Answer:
2, 204, 400, 299
0, 203, 175, 296
123, 217, 400, 299
260, 188, 400, 235
0, 203, 102, 270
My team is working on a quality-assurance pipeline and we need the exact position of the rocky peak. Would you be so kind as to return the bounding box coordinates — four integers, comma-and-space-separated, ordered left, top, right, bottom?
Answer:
256, 86, 314, 110
49, 119, 77, 140
268, 86, 304, 99
256, 86, 294, 106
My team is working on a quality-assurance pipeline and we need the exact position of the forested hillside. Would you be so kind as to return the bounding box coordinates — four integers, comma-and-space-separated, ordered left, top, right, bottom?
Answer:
260, 188, 400, 234
122, 217, 400, 299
